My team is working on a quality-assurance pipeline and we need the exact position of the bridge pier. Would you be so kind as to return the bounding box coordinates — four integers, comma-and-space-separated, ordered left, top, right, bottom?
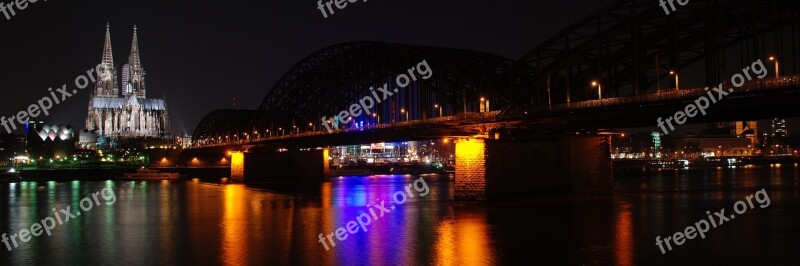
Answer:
454, 135, 612, 201
242, 149, 328, 182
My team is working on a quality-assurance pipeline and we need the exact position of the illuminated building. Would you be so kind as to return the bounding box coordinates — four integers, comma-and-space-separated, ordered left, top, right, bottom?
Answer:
770, 118, 787, 138
85, 24, 171, 139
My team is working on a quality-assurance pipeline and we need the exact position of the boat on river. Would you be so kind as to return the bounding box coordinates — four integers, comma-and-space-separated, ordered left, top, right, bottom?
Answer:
121, 168, 182, 180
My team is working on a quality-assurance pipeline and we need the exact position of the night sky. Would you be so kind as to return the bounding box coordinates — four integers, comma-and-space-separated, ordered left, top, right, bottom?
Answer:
0, 0, 794, 136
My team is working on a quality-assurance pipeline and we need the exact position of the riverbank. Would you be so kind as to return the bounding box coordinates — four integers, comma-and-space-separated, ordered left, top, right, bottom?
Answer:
16, 166, 230, 181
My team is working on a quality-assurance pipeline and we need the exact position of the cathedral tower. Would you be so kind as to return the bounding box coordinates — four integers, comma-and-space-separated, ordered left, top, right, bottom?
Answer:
94, 23, 119, 98
122, 25, 146, 98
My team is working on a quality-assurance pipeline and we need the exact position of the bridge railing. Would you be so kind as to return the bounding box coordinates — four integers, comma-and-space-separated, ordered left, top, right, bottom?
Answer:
192, 111, 503, 148
534, 75, 800, 113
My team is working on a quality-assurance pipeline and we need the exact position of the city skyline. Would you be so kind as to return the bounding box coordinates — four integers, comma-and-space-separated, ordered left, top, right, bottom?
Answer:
1, 0, 799, 265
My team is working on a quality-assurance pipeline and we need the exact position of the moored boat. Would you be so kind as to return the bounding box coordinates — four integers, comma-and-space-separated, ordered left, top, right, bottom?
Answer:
121, 167, 182, 180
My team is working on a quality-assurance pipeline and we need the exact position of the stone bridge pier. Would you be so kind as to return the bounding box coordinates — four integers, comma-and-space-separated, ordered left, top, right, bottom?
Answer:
234, 135, 612, 201
240, 149, 329, 182
454, 135, 613, 201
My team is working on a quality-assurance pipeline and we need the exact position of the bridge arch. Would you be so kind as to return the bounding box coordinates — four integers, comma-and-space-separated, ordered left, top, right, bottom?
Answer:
506, 0, 800, 111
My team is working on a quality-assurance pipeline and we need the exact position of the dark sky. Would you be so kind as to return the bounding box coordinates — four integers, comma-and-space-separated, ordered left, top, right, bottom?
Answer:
0, 0, 615, 135
0, 0, 793, 136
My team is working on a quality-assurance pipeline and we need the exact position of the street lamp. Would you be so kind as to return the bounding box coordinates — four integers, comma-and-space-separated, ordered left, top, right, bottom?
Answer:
669, 71, 679, 90
401, 109, 408, 121
434, 104, 442, 117
278, 128, 283, 136
372, 113, 380, 125
479, 97, 491, 112
769, 56, 780, 79
591, 81, 602, 100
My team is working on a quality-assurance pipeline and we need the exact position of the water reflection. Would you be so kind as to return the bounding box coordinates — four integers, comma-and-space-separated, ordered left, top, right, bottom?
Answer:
222, 185, 247, 265
614, 201, 634, 266
434, 214, 492, 266
0, 168, 797, 265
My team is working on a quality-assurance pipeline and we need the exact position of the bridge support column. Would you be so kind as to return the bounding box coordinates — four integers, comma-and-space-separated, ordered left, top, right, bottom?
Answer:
231, 152, 244, 182
454, 135, 612, 201
243, 149, 327, 182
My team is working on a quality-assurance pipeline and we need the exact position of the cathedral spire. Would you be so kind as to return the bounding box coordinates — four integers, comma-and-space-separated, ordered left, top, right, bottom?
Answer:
101, 23, 114, 66
129, 25, 141, 70
124, 25, 146, 98
95, 23, 119, 97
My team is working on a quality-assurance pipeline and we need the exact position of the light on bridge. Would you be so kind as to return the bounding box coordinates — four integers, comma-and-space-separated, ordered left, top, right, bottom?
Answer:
669, 71, 680, 90
590, 81, 602, 100
769, 56, 780, 79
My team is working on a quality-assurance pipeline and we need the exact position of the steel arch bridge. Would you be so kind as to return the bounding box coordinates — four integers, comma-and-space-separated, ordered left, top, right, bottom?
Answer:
504, 0, 800, 113
194, 0, 800, 141
194, 42, 520, 140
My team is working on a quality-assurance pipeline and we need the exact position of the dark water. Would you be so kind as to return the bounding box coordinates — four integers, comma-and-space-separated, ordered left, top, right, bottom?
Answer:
0, 167, 798, 265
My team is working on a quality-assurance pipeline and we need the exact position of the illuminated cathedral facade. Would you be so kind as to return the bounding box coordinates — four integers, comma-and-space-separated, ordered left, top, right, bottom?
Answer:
85, 24, 170, 139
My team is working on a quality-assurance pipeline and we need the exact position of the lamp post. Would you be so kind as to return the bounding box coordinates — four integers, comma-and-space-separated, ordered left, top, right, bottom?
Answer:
278, 128, 283, 136
669, 71, 679, 91
769, 56, 780, 79
591, 81, 602, 100
480, 97, 486, 112
309, 123, 315, 132
435, 104, 442, 117
401, 109, 408, 121
372, 113, 380, 126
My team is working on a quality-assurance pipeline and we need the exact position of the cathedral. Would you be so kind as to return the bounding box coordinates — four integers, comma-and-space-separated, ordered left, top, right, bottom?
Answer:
85, 24, 170, 139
